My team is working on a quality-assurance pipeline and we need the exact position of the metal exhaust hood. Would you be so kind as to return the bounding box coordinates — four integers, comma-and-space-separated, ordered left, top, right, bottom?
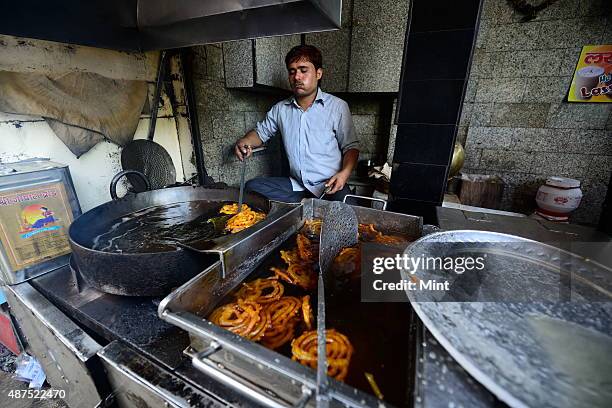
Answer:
0, 0, 341, 51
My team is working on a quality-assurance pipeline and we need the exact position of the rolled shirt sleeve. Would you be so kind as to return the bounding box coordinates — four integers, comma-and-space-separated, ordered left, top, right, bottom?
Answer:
255, 104, 279, 143
335, 101, 359, 154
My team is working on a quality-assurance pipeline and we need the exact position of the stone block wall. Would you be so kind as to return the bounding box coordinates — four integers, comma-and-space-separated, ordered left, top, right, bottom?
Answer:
192, 44, 285, 187
192, 44, 393, 188
341, 94, 395, 163
460, 0, 612, 224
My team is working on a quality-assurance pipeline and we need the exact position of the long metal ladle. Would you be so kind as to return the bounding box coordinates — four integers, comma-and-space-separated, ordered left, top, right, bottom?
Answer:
238, 145, 265, 212
205, 146, 265, 232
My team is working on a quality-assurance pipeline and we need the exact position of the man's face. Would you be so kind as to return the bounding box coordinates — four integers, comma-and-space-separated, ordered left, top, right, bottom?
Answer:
287, 59, 322, 98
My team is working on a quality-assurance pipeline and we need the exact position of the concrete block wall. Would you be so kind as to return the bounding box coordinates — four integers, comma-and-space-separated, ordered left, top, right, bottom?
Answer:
192, 44, 285, 187
342, 94, 395, 164
192, 44, 393, 187
460, 0, 612, 224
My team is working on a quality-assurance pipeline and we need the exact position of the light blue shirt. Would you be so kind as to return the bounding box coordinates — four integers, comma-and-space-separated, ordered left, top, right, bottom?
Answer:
255, 88, 359, 197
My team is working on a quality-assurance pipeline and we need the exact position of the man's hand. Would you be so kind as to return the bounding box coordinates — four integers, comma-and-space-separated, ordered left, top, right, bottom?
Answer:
325, 170, 350, 194
234, 140, 253, 161
234, 130, 264, 161
325, 148, 359, 194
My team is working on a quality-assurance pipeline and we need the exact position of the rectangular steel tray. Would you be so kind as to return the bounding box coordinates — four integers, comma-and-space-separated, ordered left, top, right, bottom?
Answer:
159, 199, 422, 407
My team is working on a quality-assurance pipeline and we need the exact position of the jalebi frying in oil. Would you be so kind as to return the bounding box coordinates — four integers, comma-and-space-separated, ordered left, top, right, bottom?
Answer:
301, 295, 313, 330
209, 299, 270, 341
271, 264, 317, 291
331, 246, 361, 280
358, 223, 405, 245
297, 233, 318, 261
261, 296, 302, 349
291, 329, 354, 381
302, 219, 322, 237
219, 203, 248, 215
234, 277, 284, 304
224, 205, 266, 234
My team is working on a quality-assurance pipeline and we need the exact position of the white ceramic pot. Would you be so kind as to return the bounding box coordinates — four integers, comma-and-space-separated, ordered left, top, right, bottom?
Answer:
535, 177, 583, 221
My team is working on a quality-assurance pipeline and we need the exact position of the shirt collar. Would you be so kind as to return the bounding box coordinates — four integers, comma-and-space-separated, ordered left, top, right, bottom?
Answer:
286, 87, 327, 108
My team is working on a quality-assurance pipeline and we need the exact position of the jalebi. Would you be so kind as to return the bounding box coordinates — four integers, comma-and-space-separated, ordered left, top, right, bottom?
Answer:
260, 296, 302, 349
296, 233, 318, 262
301, 295, 313, 330
373, 233, 405, 245
331, 246, 361, 280
262, 320, 297, 349
291, 329, 354, 381
219, 203, 248, 215
225, 206, 266, 233
209, 299, 270, 341
280, 249, 303, 265
302, 219, 322, 237
358, 223, 405, 245
358, 223, 381, 241
234, 277, 284, 304
271, 264, 316, 290
265, 296, 301, 323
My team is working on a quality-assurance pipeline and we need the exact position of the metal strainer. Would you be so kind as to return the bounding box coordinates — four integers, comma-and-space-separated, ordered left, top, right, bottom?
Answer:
316, 201, 358, 406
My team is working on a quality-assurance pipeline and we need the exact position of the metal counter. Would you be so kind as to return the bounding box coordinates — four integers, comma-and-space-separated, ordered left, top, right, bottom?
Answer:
5, 206, 608, 408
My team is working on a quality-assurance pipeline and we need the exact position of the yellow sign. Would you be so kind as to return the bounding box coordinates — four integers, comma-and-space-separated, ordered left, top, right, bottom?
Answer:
0, 183, 73, 271
568, 45, 612, 102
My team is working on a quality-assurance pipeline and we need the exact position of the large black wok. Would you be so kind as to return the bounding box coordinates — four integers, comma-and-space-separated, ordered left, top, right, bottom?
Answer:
69, 186, 273, 296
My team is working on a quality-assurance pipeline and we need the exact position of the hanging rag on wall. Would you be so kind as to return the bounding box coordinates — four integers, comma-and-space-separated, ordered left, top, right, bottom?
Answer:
0, 71, 147, 157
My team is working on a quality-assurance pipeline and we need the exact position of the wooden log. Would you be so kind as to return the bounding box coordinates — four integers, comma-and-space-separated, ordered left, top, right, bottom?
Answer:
459, 174, 505, 209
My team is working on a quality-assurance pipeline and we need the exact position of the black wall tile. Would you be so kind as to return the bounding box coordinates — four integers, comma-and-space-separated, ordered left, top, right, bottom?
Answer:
397, 79, 465, 125
390, 0, 481, 208
393, 124, 456, 165
402, 29, 475, 81
599, 173, 612, 232
409, 0, 482, 32
387, 198, 440, 224
390, 163, 448, 203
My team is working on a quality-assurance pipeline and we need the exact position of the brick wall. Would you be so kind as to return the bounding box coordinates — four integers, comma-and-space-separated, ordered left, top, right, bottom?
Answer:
460, 0, 612, 224
192, 44, 392, 187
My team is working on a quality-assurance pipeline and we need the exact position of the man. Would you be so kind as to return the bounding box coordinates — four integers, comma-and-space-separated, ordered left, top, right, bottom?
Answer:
234, 45, 359, 203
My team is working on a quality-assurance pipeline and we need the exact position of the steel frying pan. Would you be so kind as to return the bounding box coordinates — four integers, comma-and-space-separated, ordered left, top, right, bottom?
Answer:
402, 230, 612, 408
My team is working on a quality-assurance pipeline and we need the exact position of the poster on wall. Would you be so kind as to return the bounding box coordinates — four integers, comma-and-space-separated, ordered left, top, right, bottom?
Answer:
568, 45, 612, 102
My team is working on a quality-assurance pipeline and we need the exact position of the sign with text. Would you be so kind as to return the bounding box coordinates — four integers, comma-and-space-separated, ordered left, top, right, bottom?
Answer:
568, 45, 612, 102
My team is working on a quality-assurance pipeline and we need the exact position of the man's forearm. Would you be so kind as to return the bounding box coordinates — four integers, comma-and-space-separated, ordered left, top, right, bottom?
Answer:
238, 130, 264, 148
341, 148, 359, 174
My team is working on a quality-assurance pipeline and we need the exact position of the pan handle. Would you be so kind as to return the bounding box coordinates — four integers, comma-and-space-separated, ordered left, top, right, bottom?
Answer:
342, 194, 387, 210
191, 343, 313, 408
110, 170, 151, 200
